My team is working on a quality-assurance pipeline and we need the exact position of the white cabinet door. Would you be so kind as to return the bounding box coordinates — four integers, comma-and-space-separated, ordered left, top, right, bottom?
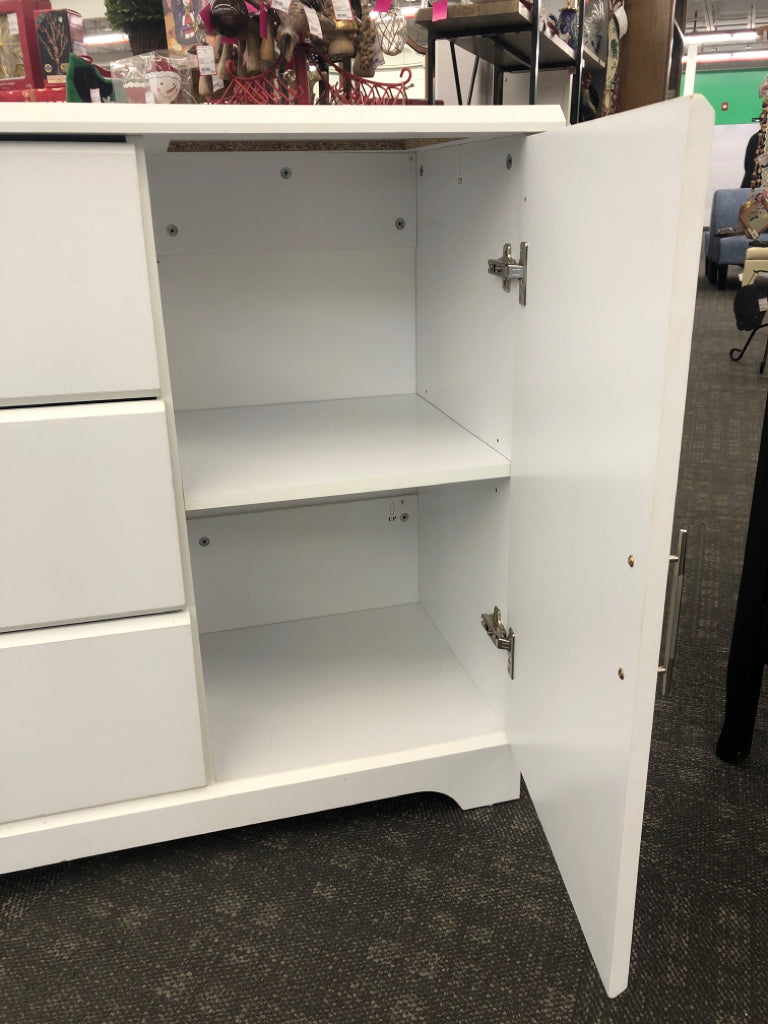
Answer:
0, 142, 160, 406
0, 614, 206, 823
506, 97, 714, 997
0, 401, 186, 632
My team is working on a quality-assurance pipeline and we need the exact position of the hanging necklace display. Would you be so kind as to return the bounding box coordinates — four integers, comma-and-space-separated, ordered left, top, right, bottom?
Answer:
739, 96, 768, 240
375, 0, 406, 56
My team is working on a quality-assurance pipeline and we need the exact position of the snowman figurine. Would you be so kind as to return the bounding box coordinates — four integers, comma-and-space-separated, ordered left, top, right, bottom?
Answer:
147, 58, 182, 103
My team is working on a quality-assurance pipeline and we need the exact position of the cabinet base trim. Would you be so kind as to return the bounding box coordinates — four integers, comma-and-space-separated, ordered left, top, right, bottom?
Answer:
0, 741, 519, 875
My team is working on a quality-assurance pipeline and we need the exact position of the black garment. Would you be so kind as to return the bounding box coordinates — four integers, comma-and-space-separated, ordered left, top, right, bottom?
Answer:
742, 131, 760, 188
734, 275, 768, 331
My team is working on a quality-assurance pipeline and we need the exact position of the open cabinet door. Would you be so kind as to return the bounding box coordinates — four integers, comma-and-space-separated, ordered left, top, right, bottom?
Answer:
508, 96, 713, 996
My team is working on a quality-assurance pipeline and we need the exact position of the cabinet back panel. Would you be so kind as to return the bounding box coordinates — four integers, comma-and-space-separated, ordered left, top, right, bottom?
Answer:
148, 151, 416, 256
416, 137, 525, 459
419, 480, 511, 719
189, 496, 418, 633
160, 250, 415, 410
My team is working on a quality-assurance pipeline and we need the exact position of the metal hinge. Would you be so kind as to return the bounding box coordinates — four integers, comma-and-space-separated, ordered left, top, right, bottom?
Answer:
481, 606, 516, 679
487, 241, 528, 304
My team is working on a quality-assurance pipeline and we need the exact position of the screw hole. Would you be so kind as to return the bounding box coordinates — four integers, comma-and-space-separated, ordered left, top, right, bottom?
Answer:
395, 217, 406, 230
166, 224, 179, 237
199, 537, 211, 547
419, 165, 424, 177
506, 153, 513, 170
280, 167, 292, 180
400, 513, 409, 522
618, 667, 625, 680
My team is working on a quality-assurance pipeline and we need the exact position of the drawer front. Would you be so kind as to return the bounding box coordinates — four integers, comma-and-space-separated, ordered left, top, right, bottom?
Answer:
0, 614, 206, 824
0, 402, 186, 632
0, 142, 160, 406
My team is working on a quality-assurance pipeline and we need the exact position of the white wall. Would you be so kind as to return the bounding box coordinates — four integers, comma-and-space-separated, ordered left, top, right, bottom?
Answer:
703, 122, 757, 225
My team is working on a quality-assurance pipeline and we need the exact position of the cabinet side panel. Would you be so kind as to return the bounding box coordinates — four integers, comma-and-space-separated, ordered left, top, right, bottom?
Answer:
419, 480, 510, 722
416, 136, 525, 457
160, 250, 415, 410
189, 497, 419, 633
509, 96, 714, 996
0, 143, 160, 406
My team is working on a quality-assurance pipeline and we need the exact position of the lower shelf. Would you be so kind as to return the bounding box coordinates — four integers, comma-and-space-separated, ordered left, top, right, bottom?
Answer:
0, 604, 519, 873
202, 603, 506, 783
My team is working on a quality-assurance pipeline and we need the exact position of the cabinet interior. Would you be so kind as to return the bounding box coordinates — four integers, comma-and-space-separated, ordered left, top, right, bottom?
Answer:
148, 135, 526, 784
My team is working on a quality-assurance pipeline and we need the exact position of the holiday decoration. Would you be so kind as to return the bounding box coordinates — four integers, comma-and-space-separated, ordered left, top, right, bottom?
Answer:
374, 0, 405, 56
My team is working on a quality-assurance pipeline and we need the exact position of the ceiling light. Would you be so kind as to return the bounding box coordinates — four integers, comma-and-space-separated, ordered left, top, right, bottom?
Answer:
684, 31, 758, 44
83, 32, 130, 45
683, 48, 768, 62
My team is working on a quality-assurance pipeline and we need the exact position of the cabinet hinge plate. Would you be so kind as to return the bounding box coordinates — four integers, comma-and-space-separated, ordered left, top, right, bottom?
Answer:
481, 606, 516, 679
487, 242, 528, 304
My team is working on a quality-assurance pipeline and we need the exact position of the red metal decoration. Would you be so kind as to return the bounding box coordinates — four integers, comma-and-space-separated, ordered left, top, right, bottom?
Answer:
314, 61, 411, 105
208, 45, 413, 106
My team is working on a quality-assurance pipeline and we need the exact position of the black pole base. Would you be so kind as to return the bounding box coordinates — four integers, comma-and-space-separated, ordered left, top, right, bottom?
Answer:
715, 728, 752, 765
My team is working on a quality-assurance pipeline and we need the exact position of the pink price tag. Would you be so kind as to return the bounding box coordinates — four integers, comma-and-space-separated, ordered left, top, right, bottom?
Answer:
374, 0, 392, 12
432, 0, 448, 19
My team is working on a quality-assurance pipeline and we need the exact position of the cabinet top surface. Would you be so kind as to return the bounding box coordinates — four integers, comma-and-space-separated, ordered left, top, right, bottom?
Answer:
0, 103, 565, 142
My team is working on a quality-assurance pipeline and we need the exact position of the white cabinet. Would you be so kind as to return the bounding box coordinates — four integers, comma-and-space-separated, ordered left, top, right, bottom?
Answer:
0, 98, 713, 999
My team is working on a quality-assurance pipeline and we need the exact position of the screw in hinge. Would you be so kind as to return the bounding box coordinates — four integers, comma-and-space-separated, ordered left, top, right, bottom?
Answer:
199, 537, 211, 547
280, 167, 292, 180
618, 667, 625, 680
628, 555, 635, 567
395, 217, 406, 230
166, 224, 179, 237
506, 153, 513, 170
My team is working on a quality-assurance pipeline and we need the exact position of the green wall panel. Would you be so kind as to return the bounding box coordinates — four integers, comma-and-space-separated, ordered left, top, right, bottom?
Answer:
680, 69, 765, 124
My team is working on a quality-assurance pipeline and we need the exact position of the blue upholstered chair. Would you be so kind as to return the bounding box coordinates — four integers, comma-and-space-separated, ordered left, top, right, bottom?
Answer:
706, 188, 768, 289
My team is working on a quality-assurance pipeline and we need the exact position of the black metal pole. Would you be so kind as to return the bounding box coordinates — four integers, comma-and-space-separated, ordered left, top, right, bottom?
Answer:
716, 390, 768, 764
528, 0, 540, 105
449, 39, 463, 104
569, 0, 585, 124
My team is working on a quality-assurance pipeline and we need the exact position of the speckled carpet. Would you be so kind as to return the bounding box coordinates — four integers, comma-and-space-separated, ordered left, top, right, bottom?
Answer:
1, 254, 767, 1024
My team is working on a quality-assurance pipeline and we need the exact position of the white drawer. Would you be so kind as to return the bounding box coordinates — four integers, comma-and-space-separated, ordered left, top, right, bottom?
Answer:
0, 142, 160, 406
0, 614, 206, 824
0, 401, 186, 632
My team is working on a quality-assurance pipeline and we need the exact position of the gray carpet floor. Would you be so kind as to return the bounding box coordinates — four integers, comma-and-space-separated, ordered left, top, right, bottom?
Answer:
2, 255, 767, 1024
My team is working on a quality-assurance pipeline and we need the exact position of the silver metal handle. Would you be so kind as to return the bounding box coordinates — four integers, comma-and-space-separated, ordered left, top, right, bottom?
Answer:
658, 528, 687, 695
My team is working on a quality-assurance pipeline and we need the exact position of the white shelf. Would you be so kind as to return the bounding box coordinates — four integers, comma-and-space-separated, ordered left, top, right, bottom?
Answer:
175, 395, 510, 512
0, 103, 566, 141
202, 603, 508, 783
